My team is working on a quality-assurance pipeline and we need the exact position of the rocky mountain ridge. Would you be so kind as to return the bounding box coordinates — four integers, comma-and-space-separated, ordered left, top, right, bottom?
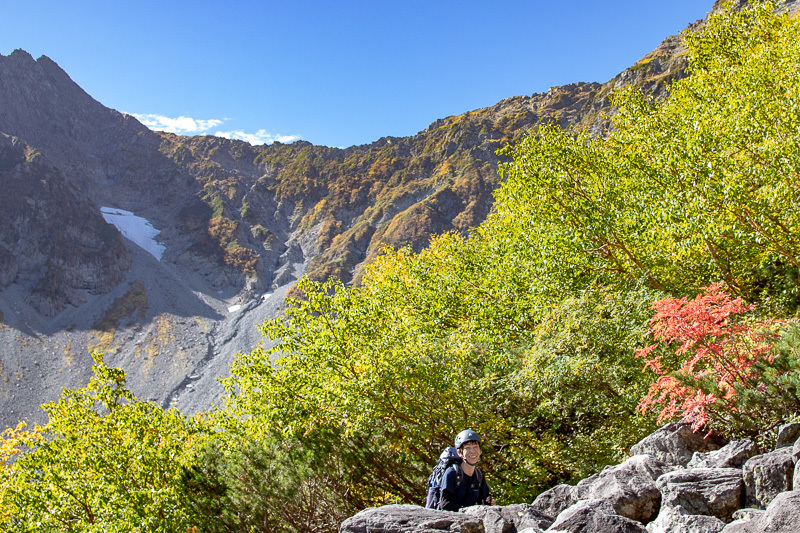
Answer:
0, 6, 711, 429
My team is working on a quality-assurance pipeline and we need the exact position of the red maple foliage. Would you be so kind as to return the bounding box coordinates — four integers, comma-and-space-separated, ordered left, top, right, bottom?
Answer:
636, 283, 776, 432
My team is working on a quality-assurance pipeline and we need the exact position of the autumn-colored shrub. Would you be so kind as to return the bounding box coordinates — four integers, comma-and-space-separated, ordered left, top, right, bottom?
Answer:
636, 283, 800, 437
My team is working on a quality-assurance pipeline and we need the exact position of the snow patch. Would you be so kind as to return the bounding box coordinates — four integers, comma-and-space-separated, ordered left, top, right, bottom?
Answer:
227, 304, 243, 313
101, 207, 166, 260
261, 292, 273, 301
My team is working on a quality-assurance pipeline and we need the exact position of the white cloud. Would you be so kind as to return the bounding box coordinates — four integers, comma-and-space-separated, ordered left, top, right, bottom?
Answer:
215, 129, 300, 146
130, 113, 223, 134
128, 113, 299, 146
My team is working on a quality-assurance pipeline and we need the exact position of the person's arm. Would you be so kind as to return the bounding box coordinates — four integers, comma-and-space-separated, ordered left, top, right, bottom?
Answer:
438, 467, 460, 511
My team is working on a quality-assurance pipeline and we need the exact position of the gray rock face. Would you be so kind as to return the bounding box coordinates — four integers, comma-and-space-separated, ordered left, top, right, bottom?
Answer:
655, 468, 743, 521
687, 440, 757, 469
720, 491, 800, 533
646, 505, 726, 533
461, 506, 517, 533
500, 504, 554, 531
754, 490, 800, 532
630, 422, 725, 467
792, 436, 800, 464
794, 461, 800, 496
775, 423, 800, 449
460, 504, 553, 533
340, 504, 483, 533
742, 447, 794, 508
730, 509, 765, 522
546, 499, 647, 533
531, 484, 576, 518
573, 455, 667, 522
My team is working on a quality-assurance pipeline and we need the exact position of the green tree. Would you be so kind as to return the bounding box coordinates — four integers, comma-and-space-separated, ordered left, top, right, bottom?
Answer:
494, 0, 800, 309
0, 353, 197, 533
226, 2, 800, 510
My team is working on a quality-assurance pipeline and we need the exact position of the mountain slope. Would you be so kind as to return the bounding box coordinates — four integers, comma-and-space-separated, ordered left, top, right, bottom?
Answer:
0, 9, 705, 429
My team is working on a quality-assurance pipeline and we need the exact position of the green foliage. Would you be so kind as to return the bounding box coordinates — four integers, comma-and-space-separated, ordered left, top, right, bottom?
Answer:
7, 3, 800, 532
495, 0, 800, 310
0, 353, 197, 532
226, 1, 800, 515
182, 432, 354, 533
226, 239, 660, 503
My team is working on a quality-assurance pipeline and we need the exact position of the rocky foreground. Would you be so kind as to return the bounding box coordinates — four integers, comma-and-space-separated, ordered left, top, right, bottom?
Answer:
341, 422, 800, 533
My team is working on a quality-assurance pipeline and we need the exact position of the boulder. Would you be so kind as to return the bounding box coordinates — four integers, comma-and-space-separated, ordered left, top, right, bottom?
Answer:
774, 423, 800, 449
753, 490, 800, 532
630, 422, 725, 467
573, 455, 667, 522
340, 504, 483, 533
645, 505, 726, 533
531, 483, 576, 518
687, 440, 757, 469
546, 499, 647, 533
730, 509, 765, 522
792, 435, 800, 464
460, 504, 553, 533
794, 461, 800, 496
742, 447, 794, 508
500, 504, 554, 531
720, 491, 800, 533
460, 505, 518, 533
655, 467, 743, 521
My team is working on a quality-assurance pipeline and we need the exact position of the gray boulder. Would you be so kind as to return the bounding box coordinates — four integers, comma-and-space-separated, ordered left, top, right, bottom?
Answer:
730, 509, 765, 522
460, 505, 519, 533
630, 422, 725, 467
655, 467, 743, 521
774, 423, 800, 450
794, 461, 800, 497
754, 490, 800, 532
546, 499, 647, 533
646, 505, 726, 533
792, 435, 800, 464
573, 455, 667, 522
500, 504, 554, 531
720, 491, 800, 533
742, 447, 794, 508
687, 440, 757, 469
460, 504, 553, 533
340, 504, 483, 533
531, 484, 576, 518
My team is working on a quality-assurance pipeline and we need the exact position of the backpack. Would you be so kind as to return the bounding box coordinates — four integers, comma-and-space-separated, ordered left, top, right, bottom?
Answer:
425, 447, 484, 509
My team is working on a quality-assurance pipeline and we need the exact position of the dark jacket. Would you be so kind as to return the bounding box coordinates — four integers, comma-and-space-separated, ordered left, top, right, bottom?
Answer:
438, 464, 491, 511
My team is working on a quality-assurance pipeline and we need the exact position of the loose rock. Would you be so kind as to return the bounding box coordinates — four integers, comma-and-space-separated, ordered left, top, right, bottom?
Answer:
720, 491, 800, 533
531, 483, 575, 518
546, 499, 647, 533
646, 505, 725, 533
573, 455, 667, 522
687, 440, 757, 469
774, 423, 800, 450
630, 422, 725, 467
340, 504, 483, 533
742, 447, 794, 508
655, 467, 743, 521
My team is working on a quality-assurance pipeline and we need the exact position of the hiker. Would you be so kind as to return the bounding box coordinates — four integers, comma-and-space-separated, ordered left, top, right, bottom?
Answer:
438, 429, 493, 511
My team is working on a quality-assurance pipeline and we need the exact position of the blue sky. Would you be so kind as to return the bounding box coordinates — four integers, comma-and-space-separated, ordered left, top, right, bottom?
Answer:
1, 1, 711, 148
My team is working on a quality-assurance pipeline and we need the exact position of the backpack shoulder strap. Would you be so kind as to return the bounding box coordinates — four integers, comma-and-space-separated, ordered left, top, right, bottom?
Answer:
474, 467, 484, 488
452, 462, 464, 487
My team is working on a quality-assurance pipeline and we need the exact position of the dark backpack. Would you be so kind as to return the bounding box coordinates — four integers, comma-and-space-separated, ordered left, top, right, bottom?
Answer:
425, 447, 484, 509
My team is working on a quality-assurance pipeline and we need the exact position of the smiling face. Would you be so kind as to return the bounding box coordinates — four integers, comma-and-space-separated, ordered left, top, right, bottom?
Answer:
458, 441, 482, 464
